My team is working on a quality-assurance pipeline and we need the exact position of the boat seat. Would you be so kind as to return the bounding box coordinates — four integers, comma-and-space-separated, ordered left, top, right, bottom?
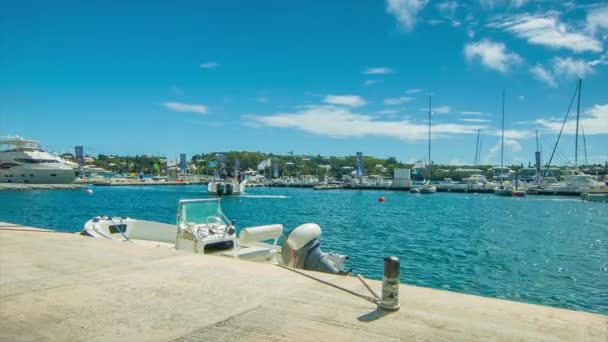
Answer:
220, 243, 278, 262
220, 224, 283, 263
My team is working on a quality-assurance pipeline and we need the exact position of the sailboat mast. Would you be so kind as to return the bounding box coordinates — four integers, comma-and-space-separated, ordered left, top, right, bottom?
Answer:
428, 93, 432, 181
574, 78, 582, 167
500, 89, 505, 173
582, 125, 588, 166
478, 136, 483, 166
474, 129, 480, 166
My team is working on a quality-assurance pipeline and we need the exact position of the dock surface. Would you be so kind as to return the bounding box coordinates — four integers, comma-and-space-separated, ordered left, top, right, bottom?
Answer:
1, 222, 606, 341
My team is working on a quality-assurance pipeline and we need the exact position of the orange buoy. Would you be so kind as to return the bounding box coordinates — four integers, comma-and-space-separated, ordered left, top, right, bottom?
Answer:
378, 196, 385, 203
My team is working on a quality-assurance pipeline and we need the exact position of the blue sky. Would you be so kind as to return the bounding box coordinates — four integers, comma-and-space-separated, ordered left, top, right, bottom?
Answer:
1, 0, 607, 166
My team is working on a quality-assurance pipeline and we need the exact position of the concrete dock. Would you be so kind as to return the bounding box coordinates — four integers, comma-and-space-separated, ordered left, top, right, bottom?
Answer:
1, 222, 606, 341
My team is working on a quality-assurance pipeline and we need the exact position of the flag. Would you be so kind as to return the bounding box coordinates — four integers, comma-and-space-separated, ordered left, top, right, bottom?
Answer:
74, 146, 84, 168
234, 158, 240, 170
179, 154, 187, 174
208, 161, 217, 167
273, 161, 279, 178
356, 152, 364, 178
257, 158, 271, 170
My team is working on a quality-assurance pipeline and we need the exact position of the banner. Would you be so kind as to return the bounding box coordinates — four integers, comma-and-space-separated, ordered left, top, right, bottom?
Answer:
356, 152, 364, 178
74, 146, 84, 168
216, 152, 226, 168
179, 154, 187, 174
207, 161, 216, 167
273, 161, 279, 178
234, 158, 240, 170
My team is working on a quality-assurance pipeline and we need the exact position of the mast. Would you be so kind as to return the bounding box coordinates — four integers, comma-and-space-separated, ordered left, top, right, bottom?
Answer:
574, 78, 582, 167
478, 136, 483, 166
428, 92, 432, 181
535, 130, 541, 184
500, 89, 505, 186
474, 129, 480, 167
582, 125, 588, 166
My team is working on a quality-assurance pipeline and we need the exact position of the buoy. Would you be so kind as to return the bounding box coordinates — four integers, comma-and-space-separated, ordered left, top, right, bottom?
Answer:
85, 188, 93, 194
378, 196, 385, 203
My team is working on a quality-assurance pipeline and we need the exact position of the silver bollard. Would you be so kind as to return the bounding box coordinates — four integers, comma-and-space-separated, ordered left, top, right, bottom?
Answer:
378, 256, 400, 311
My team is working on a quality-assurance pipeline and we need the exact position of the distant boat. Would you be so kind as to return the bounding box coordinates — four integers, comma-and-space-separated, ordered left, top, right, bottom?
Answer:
494, 91, 524, 197
207, 177, 245, 195
421, 93, 436, 194
0, 135, 78, 184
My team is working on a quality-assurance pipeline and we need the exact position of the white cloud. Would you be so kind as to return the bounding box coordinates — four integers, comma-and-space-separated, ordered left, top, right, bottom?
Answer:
405, 88, 422, 94
536, 104, 608, 135
386, 0, 429, 31
437, 1, 458, 14
162, 102, 208, 114
200, 62, 220, 69
362, 67, 393, 75
243, 105, 486, 141
489, 138, 522, 154
586, 6, 608, 35
510, 0, 528, 8
530, 55, 607, 87
257, 97, 270, 103
530, 64, 557, 87
433, 106, 451, 114
460, 111, 484, 115
552, 57, 594, 79
363, 79, 382, 86
323, 95, 367, 107
518, 95, 525, 101
464, 39, 522, 73
460, 118, 490, 123
378, 109, 400, 115
489, 14, 603, 53
384, 96, 414, 105
487, 129, 533, 139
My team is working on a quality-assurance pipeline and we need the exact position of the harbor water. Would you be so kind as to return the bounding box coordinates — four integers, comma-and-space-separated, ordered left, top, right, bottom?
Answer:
1, 185, 606, 314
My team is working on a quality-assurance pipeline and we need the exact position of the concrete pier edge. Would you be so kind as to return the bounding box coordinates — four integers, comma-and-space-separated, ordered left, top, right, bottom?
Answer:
1, 221, 606, 341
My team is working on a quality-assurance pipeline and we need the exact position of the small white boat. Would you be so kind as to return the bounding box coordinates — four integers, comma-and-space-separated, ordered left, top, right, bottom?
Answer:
419, 184, 436, 194
80, 198, 348, 274
207, 178, 245, 195
494, 187, 514, 196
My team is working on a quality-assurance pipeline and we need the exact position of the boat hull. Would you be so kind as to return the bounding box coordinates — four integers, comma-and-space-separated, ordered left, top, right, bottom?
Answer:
420, 186, 436, 194
0, 167, 77, 184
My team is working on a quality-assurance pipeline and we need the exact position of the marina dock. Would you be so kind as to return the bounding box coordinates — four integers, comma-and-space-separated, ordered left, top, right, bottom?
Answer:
91, 180, 206, 186
1, 222, 606, 341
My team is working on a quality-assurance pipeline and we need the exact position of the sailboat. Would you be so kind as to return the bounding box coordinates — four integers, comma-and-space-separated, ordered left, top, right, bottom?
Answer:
494, 90, 525, 197
540, 79, 608, 194
420, 93, 436, 194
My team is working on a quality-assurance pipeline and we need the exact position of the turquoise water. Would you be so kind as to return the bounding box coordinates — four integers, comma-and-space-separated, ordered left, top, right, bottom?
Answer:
1, 185, 607, 314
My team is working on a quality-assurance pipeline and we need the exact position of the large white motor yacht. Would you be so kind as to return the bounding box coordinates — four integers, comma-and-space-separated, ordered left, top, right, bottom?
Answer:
0, 135, 78, 184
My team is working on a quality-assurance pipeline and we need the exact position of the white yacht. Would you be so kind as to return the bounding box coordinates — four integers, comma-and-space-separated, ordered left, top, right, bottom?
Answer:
542, 173, 607, 194
0, 135, 78, 184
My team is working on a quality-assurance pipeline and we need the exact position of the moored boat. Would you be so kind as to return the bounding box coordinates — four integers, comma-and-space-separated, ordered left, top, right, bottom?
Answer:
80, 198, 348, 275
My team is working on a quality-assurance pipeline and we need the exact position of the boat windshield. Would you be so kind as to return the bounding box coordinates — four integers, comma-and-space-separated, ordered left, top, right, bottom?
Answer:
177, 199, 229, 229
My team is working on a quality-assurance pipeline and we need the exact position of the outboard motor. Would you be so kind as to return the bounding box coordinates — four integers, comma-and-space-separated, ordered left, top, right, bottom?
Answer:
216, 182, 225, 195
281, 223, 345, 275
225, 183, 234, 194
